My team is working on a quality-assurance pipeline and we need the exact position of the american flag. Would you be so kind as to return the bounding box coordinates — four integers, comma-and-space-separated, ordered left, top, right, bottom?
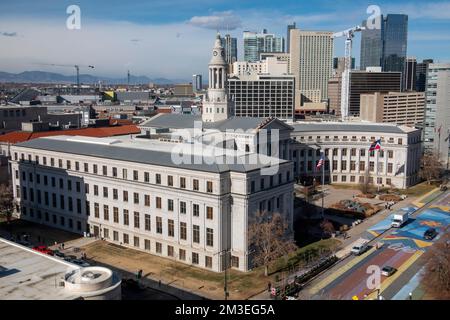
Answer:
316, 155, 324, 170
369, 139, 382, 152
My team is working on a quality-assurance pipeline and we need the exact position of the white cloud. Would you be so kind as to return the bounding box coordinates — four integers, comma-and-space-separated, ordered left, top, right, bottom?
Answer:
188, 11, 242, 31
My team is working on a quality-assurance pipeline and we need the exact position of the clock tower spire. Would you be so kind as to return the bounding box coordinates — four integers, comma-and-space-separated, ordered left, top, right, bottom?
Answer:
202, 33, 234, 122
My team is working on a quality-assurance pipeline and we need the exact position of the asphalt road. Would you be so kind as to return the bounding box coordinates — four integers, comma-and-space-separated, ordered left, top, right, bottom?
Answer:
299, 189, 449, 300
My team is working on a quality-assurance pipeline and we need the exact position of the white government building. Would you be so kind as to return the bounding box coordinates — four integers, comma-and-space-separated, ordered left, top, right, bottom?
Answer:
9, 34, 422, 274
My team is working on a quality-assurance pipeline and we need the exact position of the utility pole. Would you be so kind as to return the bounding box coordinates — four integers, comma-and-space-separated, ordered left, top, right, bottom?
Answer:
216, 249, 230, 300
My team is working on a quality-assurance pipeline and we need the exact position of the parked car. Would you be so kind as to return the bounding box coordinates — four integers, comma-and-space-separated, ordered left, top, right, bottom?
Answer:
63, 255, 77, 262
424, 228, 438, 240
52, 250, 65, 258
16, 240, 32, 247
440, 185, 447, 191
351, 238, 369, 255
71, 259, 90, 267
32, 245, 54, 255
381, 266, 397, 277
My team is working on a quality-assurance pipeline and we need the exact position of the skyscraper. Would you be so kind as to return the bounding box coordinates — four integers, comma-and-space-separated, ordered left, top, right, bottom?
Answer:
416, 59, 434, 92
360, 14, 408, 74
290, 29, 333, 108
286, 22, 296, 53
423, 63, 450, 166
403, 57, 417, 91
220, 34, 237, 64
243, 30, 284, 62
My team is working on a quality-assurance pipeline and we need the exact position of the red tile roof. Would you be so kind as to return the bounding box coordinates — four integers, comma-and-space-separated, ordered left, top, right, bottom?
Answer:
0, 125, 141, 144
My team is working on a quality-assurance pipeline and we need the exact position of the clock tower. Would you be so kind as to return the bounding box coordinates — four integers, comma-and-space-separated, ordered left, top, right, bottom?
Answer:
202, 34, 234, 122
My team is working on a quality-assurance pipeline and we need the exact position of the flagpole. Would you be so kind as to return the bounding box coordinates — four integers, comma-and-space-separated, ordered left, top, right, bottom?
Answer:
321, 152, 325, 220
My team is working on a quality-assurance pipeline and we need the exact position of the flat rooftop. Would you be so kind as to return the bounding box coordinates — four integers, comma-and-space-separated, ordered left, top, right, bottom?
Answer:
291, 122, 418, 134
15, 135, 288, 174
0, 238, 79, 300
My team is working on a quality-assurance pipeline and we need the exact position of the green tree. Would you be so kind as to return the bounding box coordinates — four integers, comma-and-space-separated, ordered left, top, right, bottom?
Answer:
0, 184, 15, 222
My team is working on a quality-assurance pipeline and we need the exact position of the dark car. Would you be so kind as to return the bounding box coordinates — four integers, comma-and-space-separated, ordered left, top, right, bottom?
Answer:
381, 266, 397, 277
424, 228, 438, 240
52, 250, 65, 258
63, 255, 77, 262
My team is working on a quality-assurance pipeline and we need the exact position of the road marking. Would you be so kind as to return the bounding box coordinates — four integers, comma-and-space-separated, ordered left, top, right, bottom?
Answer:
412, 188, 440, 208
309, 247, 376, 295
364, 250, 423, 300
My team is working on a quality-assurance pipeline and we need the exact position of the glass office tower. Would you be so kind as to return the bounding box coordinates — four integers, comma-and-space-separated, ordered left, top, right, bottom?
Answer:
360, 14, 408, 74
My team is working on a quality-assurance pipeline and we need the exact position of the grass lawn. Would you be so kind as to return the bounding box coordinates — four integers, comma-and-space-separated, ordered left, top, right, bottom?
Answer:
83, 238, 341, 300
403, 181, 439, 197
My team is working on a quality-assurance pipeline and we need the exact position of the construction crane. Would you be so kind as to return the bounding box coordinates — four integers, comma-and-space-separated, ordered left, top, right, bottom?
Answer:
333, 25, 365, 120
36, 63, 94, 94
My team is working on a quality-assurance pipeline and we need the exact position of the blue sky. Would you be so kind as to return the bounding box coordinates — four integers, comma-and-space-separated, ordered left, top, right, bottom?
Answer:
0, 0, 449, 79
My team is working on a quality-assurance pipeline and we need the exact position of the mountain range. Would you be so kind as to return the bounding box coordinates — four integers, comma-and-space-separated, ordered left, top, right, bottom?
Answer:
0, 71, 189, 85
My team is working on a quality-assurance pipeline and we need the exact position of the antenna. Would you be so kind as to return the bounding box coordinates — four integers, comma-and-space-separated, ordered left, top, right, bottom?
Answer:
127, 70, 130, 90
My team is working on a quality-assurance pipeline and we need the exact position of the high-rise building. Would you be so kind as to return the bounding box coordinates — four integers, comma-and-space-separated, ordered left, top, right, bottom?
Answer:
231, 57, 289, 77
286, 22, 296, 53
423, 63, 450, 166
220, 34, 237, 64
228, 74, 295, 121
243, 30, 284, 62
290, 29, 333, 109
403, 57, 417, 91
348, 68, 402, 115
192, 74, 202, 92
260, 52, 291, 73
360, 14, 408, 74
360, 91, 425, 127
327, 75, 342, 116
416, 59, 434, 92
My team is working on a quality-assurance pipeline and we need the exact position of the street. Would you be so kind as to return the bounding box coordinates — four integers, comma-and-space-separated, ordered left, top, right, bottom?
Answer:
298, 188, 450, 300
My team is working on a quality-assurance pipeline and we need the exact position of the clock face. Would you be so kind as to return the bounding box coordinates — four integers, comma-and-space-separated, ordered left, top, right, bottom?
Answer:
221, 50, 225, 56
213, 51, 218, 56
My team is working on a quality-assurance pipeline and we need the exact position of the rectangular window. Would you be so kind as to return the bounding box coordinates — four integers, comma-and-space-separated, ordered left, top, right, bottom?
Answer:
144, 239, 151, 251
145, 214, 151, 231
123, 209, 129, 226
102, 165, 107, 176
180, 177, 186, 188
156, 217, 162, 234
103, 228, 109, 239
179, 249, 186, 261
231, 256, 239, 268
167, 245, 174, 257
193, 204, 199, 217
193, 225, 200, 243
168, 199, 174, 211
206, 181, 213, 193
205, 256, 212, 269
133, 236, 140, 248
112, 167, 117, 177
93, 164, 98, 174
156, 197, 162, 209
133, 192, 139, 204
156, 242, 162, 254
206, 228, 213, 246
84, 163, 88, 172
156, 173, 161, 184
192, 252, 199, 265
123, 168, 127, 179
180, 201, 186, 214
180, 222, 187, 240
133, 170, 139, 181
113, 207, 119, 223
94, 203, 99, 218
145, 194, 150, 206
123, 233, 129, 244
113, 231, 119, 241
103, 186, 108, 198
193, 179, 199, 191
134, 211, 140, 228
123, 190, 128, 202
168, 175, 173, 186
113, 188, 118, 200
94, 185, 99, 196
103, 205, 109, 221
144, 172, 150, 183
206, 207, 213, 220
168, 219, 174, 237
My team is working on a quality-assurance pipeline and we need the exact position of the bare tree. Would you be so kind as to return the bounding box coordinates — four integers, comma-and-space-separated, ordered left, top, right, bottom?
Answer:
320, 219, 335, 237
358, 168, 373, 194
248, 211, 297, 276
419, 153, 443, 185
0, 184, 14, 222
422, 230, 450, 299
